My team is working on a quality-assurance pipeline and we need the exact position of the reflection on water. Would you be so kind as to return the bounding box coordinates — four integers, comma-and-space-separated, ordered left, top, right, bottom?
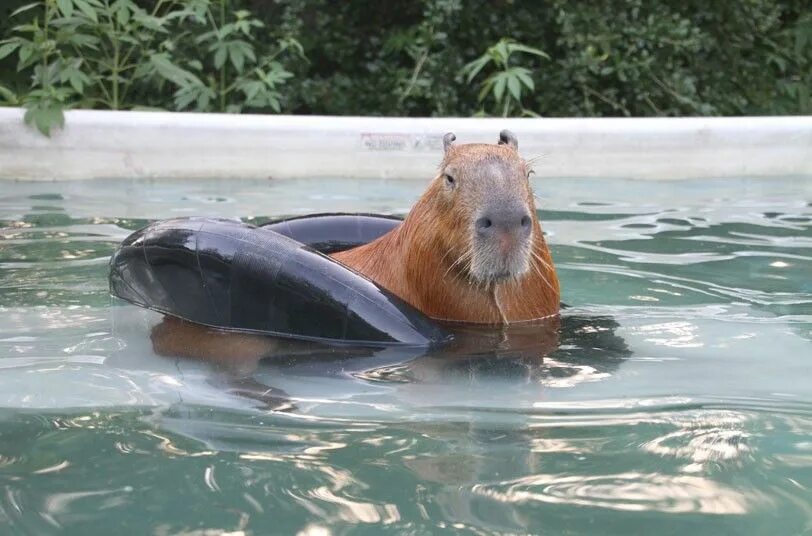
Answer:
348, 314, 628, 389
2, 401, 809, 534
472, 472, 756, 514
0, 177, 810, 534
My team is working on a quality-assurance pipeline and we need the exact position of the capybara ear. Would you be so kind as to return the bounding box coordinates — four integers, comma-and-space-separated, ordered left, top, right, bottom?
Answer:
443, 132, 456, 153
498, 129, 518, 150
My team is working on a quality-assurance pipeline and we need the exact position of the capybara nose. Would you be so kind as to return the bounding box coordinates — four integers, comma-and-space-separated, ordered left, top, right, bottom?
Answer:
476, 210, 532, 238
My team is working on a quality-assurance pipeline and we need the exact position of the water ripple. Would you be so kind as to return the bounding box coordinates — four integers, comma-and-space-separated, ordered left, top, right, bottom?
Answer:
0, 178, 810, 534
471, 472, 760, 514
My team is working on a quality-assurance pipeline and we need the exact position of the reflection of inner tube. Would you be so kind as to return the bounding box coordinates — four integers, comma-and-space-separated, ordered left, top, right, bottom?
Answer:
109, 215, 449, 347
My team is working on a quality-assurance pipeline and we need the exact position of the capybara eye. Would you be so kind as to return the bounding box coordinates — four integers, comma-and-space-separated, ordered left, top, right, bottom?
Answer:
444, 174, 455, 186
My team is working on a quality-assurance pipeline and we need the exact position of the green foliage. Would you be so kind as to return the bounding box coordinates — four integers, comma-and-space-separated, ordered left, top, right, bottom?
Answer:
462, 38, 549, 117
0, 0, 303, 135
22, 86, 68, 135
281, 0, 811, 118
154, 2, 305, 113
0, 0, 809, 136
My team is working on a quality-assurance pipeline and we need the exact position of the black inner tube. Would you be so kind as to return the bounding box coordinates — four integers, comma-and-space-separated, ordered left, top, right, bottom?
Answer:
109, 215, 449, 348
261, 213, 402, 253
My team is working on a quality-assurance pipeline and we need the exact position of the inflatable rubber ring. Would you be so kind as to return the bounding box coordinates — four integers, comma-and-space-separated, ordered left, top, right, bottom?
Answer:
109, 216, 449, 347
261, 213, 401, 253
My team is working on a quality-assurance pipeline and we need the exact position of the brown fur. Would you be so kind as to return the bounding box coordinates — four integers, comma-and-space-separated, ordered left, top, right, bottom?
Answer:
332, 142, 559, 323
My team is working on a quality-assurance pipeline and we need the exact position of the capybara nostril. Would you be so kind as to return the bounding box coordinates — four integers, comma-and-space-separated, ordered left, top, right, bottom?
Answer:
478, 209, 531, 237
476, 217, 493, 233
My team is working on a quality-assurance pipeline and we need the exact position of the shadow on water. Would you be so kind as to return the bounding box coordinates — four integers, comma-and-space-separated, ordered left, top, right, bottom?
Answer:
200, 312, 631, 410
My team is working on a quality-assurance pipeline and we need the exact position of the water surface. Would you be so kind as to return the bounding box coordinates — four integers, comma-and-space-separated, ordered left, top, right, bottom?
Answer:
0, 177, 810, 535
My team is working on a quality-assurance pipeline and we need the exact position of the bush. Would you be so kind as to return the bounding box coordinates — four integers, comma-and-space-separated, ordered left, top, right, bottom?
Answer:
0, 0, 304, 134
1, 0, 810, 135
279, 0, 811, 117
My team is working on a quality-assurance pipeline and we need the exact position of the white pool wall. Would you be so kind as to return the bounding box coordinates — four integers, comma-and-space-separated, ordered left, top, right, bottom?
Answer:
0, 107, 810, 181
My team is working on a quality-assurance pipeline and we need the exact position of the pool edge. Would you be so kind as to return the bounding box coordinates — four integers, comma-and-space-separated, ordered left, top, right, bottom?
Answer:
1, 108, 810, 181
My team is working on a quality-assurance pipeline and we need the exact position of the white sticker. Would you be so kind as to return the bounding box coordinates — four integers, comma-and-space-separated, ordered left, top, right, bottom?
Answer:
360, 133, 444, 152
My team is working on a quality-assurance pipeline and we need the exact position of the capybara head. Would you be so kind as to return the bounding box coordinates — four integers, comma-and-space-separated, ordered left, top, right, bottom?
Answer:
416, 130, 538, 285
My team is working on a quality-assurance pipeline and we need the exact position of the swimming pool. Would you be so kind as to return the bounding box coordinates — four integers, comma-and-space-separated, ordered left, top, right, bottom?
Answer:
0, 176, 810, 534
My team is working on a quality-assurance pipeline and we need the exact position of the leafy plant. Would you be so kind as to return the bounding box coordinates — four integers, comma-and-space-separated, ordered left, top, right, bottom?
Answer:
383, 0, 461, 109
0, 0, 168, 133
0, 0, 304, 135
1, 0, 810, 129
0, 1, 70, 134
770, 11, 812, 113
461, 38, 549, 117
138, 0, 306, 113
167, 4, 304, 113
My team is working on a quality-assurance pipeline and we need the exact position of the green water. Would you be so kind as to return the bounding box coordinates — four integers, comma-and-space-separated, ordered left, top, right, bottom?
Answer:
0, 177, 810, 535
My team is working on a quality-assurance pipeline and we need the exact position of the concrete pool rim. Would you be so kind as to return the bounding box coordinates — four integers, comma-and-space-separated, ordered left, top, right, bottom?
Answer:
0, 107, 810, 181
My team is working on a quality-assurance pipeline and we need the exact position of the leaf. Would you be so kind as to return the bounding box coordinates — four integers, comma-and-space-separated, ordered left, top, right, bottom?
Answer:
149, 53, 202, 87
197, 90, 212, 111
229, 49, 244, 72
68, 33, 100, 49
219, 23, 234, 39
462, 55, 489, 84
0, 42, 20, 60
173, 87, 196, 110
73, 0, 98, 22
68, 68, 89, 94
228, 42, 246, 72
131, 12, 166, 32
56, 0, 74, 17
195, 30, 218, 45
278, 37, 304, 57
477, 77, 493, 102
507, 73, 521, 102
69, 73, 83, 93
18, 45, 35, 70
493, 73, 507, 102
116, 34, 139, 46
11, 2, 41, 18
173, 83, 214, 112
117, 4, 131, 26
24, 101, 66, 137
515, 68, 534, 90
11, 23, 39, 34
507, 42, 550, 59
240, 80, 262, 102
33, 60, 63, 88
242, 43, 256, 64
494, 39, 510, 64
213, 45, 227, 69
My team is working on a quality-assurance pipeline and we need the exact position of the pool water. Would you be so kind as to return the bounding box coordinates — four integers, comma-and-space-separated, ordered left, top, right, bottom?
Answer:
0, 177, 810, 535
